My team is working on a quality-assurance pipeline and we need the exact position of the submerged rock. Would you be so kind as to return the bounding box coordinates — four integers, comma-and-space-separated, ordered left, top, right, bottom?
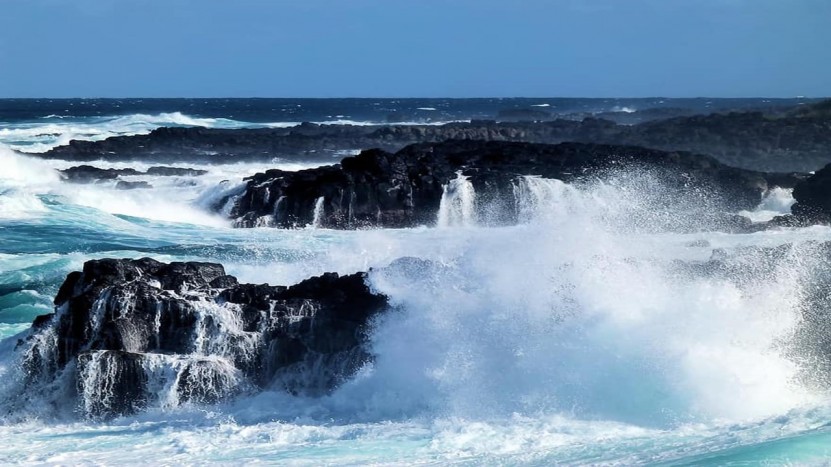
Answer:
17, 258, 388, 419
223, 140, 792, 230
59, 165, 142, 183
60, 165, 207, 185
115, 180, 152, 190
145, 166, 208, 177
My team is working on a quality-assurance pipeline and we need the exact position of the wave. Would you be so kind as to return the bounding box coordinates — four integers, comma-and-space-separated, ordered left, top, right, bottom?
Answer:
1, 164, 829, 462
611, 105, 638, 113
1, 112, 254, 153
2, 113, 468, 153
0, 144, 325, 226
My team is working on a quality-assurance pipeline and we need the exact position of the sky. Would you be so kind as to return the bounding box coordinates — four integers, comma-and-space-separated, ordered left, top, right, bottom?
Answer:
0, 0, 829, 98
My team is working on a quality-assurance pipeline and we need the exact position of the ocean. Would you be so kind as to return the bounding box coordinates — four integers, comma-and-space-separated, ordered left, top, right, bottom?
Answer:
1, 98, 830, 465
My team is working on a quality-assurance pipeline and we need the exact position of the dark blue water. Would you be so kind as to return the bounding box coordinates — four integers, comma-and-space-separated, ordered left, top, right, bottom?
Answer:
0, 97, 818, 124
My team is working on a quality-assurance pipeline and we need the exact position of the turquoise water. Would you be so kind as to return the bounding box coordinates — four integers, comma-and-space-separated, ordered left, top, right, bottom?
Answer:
3, 143, 831, 465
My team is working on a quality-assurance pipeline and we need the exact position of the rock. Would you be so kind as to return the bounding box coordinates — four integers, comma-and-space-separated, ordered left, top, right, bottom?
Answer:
17, 258, 388, 419
223, 140, 784, 230
32, 100, 831, 172
146, 166, 208, 177
61, 165, 207, 186
115, 180, 152, 190
59, 165, 142, 183
788, 163, 831, 224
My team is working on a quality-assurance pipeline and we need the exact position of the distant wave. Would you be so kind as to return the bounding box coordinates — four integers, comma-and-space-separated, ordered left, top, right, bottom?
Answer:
2, 112, 465, 153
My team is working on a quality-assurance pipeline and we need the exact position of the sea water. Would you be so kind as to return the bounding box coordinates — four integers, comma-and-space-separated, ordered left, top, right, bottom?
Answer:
1, 103, 831, 464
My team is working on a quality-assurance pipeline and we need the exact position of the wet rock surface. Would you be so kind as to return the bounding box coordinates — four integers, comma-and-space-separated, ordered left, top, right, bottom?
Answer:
16, 258, 388, 419
223, 140, 796, 230
36, 100, 831, 172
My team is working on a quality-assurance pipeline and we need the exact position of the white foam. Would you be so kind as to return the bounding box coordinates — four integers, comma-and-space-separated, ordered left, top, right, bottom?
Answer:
0, 170, 829, 463
0, 143, 324, 226
739, 187, 795, 223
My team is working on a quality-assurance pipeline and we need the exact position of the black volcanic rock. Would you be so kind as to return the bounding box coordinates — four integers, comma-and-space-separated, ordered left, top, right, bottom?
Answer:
18, 258, 388, 419
59, 165, 142, 183
223, 140, 791, 230
115, 180, 152, 190
784, 163, 831, 224
33, 101, 831, 172
146, 166, 208, 177
60, 165, 208, 185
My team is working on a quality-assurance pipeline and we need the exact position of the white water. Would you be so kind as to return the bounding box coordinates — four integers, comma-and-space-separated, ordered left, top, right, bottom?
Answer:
437, 171, 477, 228
739, 186, 796, 223
0, 145, 322, 226
3, 153, 831, 463
0, 112, 469, 153
513, 175, 580, 222
311, 196, 325, 229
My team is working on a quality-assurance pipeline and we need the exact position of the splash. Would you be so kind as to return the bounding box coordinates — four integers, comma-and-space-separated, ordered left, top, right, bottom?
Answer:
311, 196, 325, 229
437, 172, 476, 228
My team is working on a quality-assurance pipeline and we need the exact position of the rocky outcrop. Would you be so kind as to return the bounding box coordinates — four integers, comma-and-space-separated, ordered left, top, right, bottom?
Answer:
59, 165, 142, 183
145, 166, 208, 177
59, 165, 208, 185
221, 140, 796, 230
115, 180, 152, 190
34, 100, 831, 172
16, 258, 387, 419
772, 163, 831, 225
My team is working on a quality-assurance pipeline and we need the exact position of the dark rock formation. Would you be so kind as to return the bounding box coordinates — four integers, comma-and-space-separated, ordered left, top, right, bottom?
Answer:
59, 164, 208, 186
59, 165, 142, 183
33, 100, 831, 172
146, 166, 208, 177
17, 258, 387, 419
115, 180, 152, 190
774, 163, 831, 225
222, 140, 795, 230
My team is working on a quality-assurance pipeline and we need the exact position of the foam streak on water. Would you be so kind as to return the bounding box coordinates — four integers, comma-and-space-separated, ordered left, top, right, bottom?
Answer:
2, 148, 831, 463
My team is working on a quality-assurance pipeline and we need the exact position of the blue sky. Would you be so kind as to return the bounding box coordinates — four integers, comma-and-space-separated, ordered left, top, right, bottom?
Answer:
1, 0, 828, 97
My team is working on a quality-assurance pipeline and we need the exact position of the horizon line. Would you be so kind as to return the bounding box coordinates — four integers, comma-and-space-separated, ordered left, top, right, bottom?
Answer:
1, 96, 828, 100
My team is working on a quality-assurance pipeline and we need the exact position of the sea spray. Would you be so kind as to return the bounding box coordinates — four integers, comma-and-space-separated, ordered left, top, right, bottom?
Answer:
344, 177, 819, 427
0, 168, 829, 463
311, 196, 325, 229
512, 175, 579, 222
437, 172, 476, 228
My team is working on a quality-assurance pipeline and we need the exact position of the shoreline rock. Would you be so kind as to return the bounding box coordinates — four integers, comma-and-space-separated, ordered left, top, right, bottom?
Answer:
222, 140, 796, 230
32, 100, 831, 172
59, 165, 208, 184
16, 258, 388, 419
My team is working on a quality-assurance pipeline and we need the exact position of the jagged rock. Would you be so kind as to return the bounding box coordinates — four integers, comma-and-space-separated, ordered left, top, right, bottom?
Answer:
115, 180, 152, 190
223, 140, 792, 230
788, 163, 831, 224
146, 166, 208, 177
18, 258, 388, 419
33, 100, 831, 172
60, 165, 207, 186
59, 165, 142, 183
